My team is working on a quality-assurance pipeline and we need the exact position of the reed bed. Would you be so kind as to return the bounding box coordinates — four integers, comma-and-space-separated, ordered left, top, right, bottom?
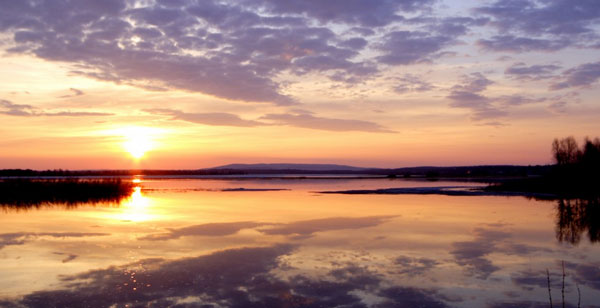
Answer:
0, 178, 135, 209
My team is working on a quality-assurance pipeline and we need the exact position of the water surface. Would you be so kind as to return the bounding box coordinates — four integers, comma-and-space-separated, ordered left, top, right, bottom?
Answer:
1, 178, 598, 307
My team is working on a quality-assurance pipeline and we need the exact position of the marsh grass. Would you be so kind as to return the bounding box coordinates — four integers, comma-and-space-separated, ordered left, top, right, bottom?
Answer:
547, 261, 581, 308
0, 178, 135, 209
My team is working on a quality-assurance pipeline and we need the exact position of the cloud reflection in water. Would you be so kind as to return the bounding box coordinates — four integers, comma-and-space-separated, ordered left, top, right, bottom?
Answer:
13, 244, 452, 308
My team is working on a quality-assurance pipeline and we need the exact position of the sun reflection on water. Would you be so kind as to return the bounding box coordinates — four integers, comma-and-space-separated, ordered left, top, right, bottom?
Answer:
116, 186, 153, 222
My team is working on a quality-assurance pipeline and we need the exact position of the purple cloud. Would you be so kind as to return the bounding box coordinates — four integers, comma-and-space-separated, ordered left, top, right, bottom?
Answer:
393, 74, 435, 93
1, 0, 388, 105
145, 108, 393, 133
550, 61, 600, 90
477, 35, 571, 53
59, 88, 85, 98
244, 0, 434, 27
0, 99, 112, 117
475, 0, 600, 52
446, 73, 506, 120
260, 112, 395, 133
476, 0, 600, 37
377, 31, 454, 65
504, 62, 562, 80
144, 108, 263, 127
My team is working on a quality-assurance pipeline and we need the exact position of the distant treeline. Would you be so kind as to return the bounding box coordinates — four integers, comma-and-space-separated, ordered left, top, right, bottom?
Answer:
0, 178, 134, 209
487, 137, 600, 197
0, 165, 550, 178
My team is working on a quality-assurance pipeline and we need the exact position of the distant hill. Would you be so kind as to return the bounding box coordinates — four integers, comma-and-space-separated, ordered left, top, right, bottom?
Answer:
209, 163, 369, 171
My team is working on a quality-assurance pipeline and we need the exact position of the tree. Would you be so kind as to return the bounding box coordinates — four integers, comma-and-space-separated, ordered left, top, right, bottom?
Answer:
552, 136, 580, 165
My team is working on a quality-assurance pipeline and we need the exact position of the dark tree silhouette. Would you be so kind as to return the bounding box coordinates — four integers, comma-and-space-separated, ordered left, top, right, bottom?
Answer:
552, 136, 580, 165
486, 136, 600, 197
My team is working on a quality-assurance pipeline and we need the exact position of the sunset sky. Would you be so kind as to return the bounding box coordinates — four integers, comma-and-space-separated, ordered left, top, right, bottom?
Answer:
1, 0, 599, 169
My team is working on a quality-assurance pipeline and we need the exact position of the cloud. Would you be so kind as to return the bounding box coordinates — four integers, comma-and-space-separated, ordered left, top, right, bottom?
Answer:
0, 99, 35, 116
485, 301, 556, 308
550, 61, 600, 90
573, 262, 600, 290
476, 0, 600, 38
475, 0, 600, 54
447, 73, 553, 121
0, 232, 109, 250
495, 95, 546, 107
505, 62, 562, 80
144, 108, 263, 127
0, 99, 113, 117
139, 216, 396, 241
146, 108, 394, 133
393, 256, 439, 277
377, 31, 454, 65
510, 269, 564, 291
477, 35, 571, 53
259, 216, 396, 239
43, 111, 114, 117
393, 74, 435, 93
59, 88, 85, 98
8, 244, 454, 308
447, 73, 507, 120
261, 112, 395, 133
244, 0, 435, 27
53, 252, 78, 263
3, 0, 421, 105
376, 287, 450, 308
450, 227, 511, 279
139, 221, 266, 241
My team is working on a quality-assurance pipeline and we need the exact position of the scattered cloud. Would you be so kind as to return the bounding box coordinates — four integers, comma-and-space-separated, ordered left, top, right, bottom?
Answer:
476, 0, 600, 38
447, 73, 560, 121
0, 0, 598, 154
550, 61, 600, 90
245, 0, 435, 27
139, 221, 266, 241
145, 108, 394, 133
59, 88, 85, 98
477, 36, 571, 53
0, 99, 113, 117
259, 216, 396, 239
377, 31, 454, 65
485, 300, 555, 308
53, 252, 78, 263
447, 73, 507, 120
261, 112, 396, 133
511, 269, 564, 291
393, 74, 435, 93
144, 108, 263, 127
4, 244, 455, 308
0, 232, 109, 250
0, 99, 35, 116
450, 227, 511, 279
505, 62, 562, 80
475, 0, 600, 55
393, 255, 439, 277
573, 262, 600, 290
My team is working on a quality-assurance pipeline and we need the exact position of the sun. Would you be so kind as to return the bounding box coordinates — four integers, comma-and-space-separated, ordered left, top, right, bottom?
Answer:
121, 127, 157, 159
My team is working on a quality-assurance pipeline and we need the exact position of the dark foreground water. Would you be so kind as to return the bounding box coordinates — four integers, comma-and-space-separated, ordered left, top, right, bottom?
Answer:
1, 178, 599, 308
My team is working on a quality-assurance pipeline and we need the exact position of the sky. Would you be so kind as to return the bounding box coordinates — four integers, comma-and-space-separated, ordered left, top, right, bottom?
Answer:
0, 0, 599, 169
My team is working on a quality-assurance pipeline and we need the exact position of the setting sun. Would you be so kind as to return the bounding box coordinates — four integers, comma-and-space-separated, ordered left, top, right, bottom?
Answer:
121, 127, 158, 159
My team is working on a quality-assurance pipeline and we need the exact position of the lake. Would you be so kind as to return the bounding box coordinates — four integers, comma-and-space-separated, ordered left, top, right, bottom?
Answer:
1, 177, 599, 308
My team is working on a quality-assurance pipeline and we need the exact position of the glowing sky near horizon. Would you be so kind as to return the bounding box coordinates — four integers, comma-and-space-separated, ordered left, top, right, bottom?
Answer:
1, 0, 599, 169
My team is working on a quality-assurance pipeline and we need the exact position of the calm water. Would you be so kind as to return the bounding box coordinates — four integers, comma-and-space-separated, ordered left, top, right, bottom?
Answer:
1, 178, 599, 308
